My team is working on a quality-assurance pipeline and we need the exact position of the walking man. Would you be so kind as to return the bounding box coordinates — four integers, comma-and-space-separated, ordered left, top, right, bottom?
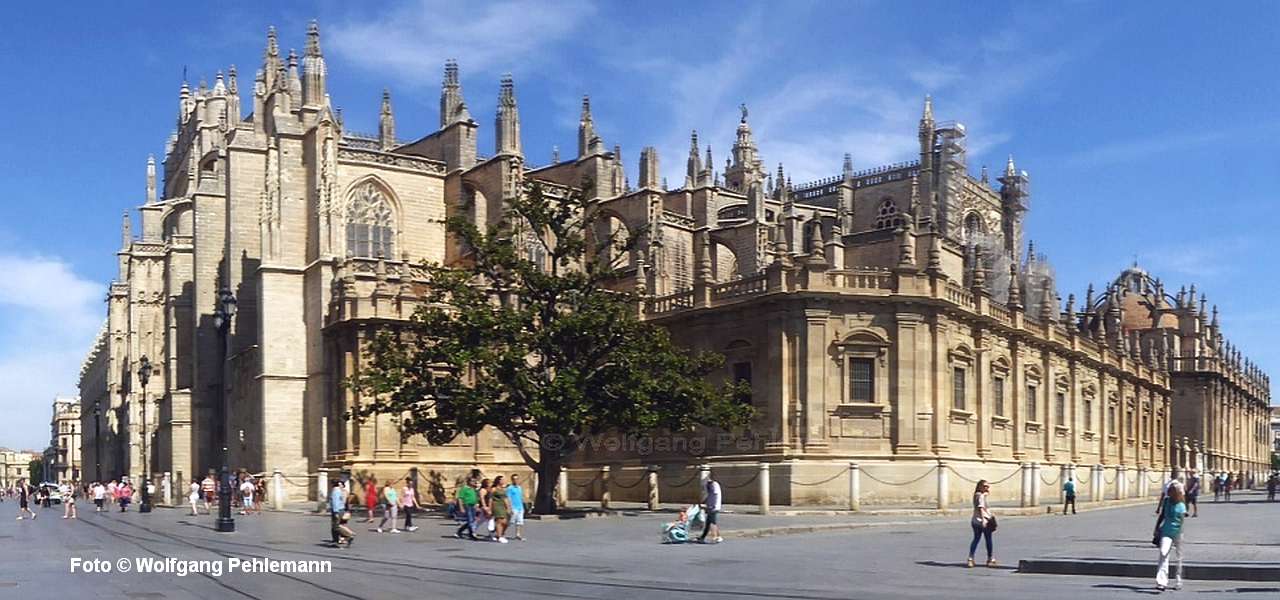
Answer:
15, 480, 36, 520
699, 475, 723, 544
1185, 469, 1200, 517
328, 480, 346, 546
454, 478, 479, 541
201, 474, 216, 514
508, 474, 526, 541
1062, 476, 1077, 515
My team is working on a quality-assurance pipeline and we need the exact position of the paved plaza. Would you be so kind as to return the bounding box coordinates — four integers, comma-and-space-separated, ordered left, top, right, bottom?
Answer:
1, 490, 1276, 599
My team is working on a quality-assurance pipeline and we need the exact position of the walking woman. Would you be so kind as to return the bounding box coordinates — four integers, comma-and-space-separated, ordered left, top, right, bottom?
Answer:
400, 480, 419, 532
1155, 485, 1187, 591
363, 477, 378, 522
491, 476, 511, 543
376, 480, 399, 533
967, 479, 996, 568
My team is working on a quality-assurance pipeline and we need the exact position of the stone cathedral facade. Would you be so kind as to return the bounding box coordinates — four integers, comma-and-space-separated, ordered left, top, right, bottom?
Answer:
79, 24, 1271, 506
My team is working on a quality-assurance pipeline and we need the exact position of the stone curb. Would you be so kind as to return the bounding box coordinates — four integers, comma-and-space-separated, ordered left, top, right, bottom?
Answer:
1018, 558, 1280, 582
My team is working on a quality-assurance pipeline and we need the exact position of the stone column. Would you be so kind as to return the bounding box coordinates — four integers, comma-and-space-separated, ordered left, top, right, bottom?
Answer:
162, 471, 172, 506
1117, 465, 1127, 500
758, 462, 771, 515
848, 463, 861, 511
699, 464, 711, 503
894, 313, 926, 453
1020, 462, 1032, 507
800, 307, 831, 451
1030, 462, 1041, 507
556, 466, 568, 507
647, 465, 659, 510
600, 465, 611, 509
936, 460, 949, 510
316, 469, 329, 504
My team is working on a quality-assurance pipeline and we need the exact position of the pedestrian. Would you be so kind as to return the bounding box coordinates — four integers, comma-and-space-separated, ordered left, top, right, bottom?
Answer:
377, 480, 399, 533
41, 485, 52, 508
328, 480, 347, 547
92, 481, 106, 512
967, 479, 996, 568
336, 511, 356, 548
15, 479, 36, 520
201, 474, 216, 513
508, 473, 526, 541
61, 481, 77, 519
454, 478, 479, 540
1062, 476, 1077, 515
1185, 469, 1200, 517
1155, 486, 1187, 592
1267, 473, 1278, 501
238, 476, 255, 515
491, 475, 511, 543
189, 480, 202, 515
478, 478, 495, 540
1223, 472, 1232, 502
400, 480, 419, 532
1156, 467, 1184, 518
699, 475, 723, 544
362, 477, 378, 523
118, 482, 133, 512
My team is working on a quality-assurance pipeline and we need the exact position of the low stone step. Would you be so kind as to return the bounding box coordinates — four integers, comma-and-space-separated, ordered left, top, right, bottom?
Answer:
1018, 557, 1280, 581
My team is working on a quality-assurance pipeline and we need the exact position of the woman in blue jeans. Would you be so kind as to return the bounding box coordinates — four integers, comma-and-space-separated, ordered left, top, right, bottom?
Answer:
967, 479, 996, 568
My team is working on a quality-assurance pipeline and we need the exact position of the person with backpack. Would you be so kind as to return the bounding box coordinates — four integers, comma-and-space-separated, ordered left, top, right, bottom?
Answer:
1155, 486, 1188, 591
967, 479, 996, 568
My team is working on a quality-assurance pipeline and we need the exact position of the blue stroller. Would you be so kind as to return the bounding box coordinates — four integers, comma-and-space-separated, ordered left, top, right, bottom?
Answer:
662, 504, 705, 544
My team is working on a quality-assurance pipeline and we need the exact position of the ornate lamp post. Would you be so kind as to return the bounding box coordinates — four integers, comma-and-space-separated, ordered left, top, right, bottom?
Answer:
93, 399, 102, 483
138, 356, 153, 513
213, 288, 238, 533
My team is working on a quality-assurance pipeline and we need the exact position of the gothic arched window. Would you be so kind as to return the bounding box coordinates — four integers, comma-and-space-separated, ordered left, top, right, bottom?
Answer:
964, 212, 984, 243
346, 184, 395, 258
874, 199, 901, 230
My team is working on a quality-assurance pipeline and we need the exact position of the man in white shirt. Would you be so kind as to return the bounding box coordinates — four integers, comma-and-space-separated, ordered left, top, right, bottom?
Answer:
92, 482, 107, 512
699, 476, 723, 544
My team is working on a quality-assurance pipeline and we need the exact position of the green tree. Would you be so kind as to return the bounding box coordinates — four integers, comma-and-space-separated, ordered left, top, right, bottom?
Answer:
28, 458, 44, 483
351, 182, 752, 514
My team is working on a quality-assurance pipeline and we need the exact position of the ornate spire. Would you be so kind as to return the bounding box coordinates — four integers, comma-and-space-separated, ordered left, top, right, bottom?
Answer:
577, 95, 599, 157
842, 153, 854, 180
896, 222, 916, 269
262, 26, 281, 91
439, 59, 466, 127
1005, 154, 1016, 178
980, 165, 989, 184
1039, 278, 1056, 323
970, 244, 986, 291
551, 145, 560, 163
305, 20, 322, 57
926, 226, 943, 273
1007, 263, 1022, 309
1065, 293, 1077, 328
212, 70, 227, 96
638, 147, 659, 190
146, 155, 157, 204
686, 130, 701, 186
495, 74, 521, 156
379, 88, 396, 151
302, 21, 327, 106
921, 94, 934, 125
121, 211, 132, 250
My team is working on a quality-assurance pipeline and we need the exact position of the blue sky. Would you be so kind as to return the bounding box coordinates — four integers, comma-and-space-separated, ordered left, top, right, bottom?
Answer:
0, 1, 1276, 450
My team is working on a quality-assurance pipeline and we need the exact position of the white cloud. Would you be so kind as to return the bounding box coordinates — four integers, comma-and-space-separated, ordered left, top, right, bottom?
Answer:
327, 0, 597, 86
0, 255, 103, 451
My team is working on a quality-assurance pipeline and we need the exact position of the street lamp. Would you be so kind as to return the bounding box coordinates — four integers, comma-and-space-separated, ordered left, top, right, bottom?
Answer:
138, 356, 153, 513
213, 288, 237, 533
93, 399, 102, 483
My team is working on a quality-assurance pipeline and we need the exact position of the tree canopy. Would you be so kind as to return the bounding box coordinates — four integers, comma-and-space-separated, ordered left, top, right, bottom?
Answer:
350, 182, 752, 513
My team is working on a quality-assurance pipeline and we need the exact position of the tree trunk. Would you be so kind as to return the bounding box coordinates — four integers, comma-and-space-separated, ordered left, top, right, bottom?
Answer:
534, 452, 561, 515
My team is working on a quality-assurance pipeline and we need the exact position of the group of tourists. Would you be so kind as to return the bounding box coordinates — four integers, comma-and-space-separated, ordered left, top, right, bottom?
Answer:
450, 472, 526, 544
963, 466, 1274, 592
187, 471, 268, 516
327, 475, 424, 548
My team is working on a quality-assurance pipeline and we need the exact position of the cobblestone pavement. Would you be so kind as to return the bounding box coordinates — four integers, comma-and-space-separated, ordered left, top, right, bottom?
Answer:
0, 490, 1276, 599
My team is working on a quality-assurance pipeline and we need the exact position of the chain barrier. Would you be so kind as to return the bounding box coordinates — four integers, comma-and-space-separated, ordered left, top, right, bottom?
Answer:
569, 470, 604, 489
609, 472, 650, 490
668, 470, 703, 489
948, 465, 1022, 487
1103, 471, 1117, 485
1039, 469, 1061, 486
860, 466, 937, 487
279, 473, 315, 487
721, 470, 761, 489
791, 469, 845, 487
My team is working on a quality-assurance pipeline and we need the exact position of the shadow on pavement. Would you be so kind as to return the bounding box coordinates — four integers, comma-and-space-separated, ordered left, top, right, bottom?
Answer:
1091, 583, 1161, 595
916, 560, 1018, 571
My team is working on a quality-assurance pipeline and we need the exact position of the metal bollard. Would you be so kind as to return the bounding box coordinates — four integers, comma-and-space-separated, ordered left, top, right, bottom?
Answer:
758, 462, 770, 515
936, 461, 948, 510
848, 463, 861, 512
647, 465, 659, 511
273, 468, 284, 510
600, 465, 611, 510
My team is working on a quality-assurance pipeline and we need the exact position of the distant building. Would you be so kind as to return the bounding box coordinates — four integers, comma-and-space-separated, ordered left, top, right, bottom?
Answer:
44, 397, 82, 483
0, 449, 38, 487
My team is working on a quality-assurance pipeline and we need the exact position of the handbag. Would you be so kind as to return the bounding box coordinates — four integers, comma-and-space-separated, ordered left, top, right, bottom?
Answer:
985, 515, 998, 532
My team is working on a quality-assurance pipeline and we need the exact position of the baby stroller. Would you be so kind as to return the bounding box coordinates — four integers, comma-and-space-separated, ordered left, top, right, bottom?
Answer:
662, 504, 705, 544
